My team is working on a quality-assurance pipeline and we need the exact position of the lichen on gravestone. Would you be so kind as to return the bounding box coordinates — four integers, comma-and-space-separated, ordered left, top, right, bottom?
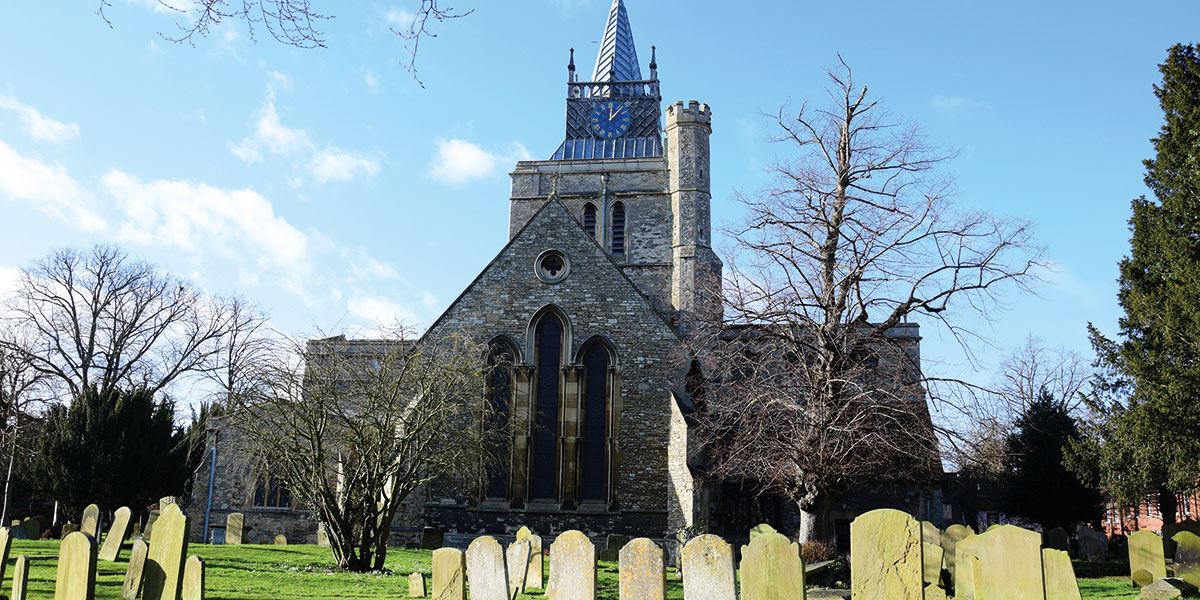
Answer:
1042, 548, 1083, 600
143, 503, 188, 600
850, 509, 923, 600
408, 572, 427, 598
740, 531, 805, 600
99, 507, 132, 562
182, 555, 204, 600
618, 538, 664, 600
547, 530, 595, 600
13, 554, 30, 600
1172, 531, 1200, 589
681, 534, 736, 600
225, 513, 244, 545
54, 531, 97, 600
122, 539, 149, 600
515, 528, 543, 590
973, 524, 1045, 600
1130, 530, 1168, 587
80, 505, 100, 538
505, 540, 530, 598
465, 536, 508, 600
432, 547, 465, 600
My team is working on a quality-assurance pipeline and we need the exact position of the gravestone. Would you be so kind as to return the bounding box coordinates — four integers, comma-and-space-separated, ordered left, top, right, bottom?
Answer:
409, 573, 427, 598
601, 534, 629, 561
62, 523, 80, 538
55, 530, 97, 600
1137, 578, 1198, 600
1042, 548, 1082, 600
922, 521, 941, 545
1076, 525, 1107, 562
143, 510, 161, 539
0, 527, 11, 582
515, 527, 543, 589
160, 497, 177, 508
1046, 527, 1070, 551
143, 503, 189, 600
13, 554, 29, 600
21, 517, 41, 540
81, 504, 100, 538
123, 539, 150, 600
954, 534, 982, 600
465, 536, 508, 600
940, 524, 973, 591
547, 530, 595, 600
740, 531, 804, 600
274, 534, 287, 545
182, 555, 204, 600
1172, 531, 1200, 588
749, 523, 777, 545
506, 540, 530, 597
974, 525, 1044, 600
432, 547, 466, 600
316, 525, 330, 548
681, 534, 736, 600
1129, 529, 1168, 587
99, 507, 133, 561
922, 542, 944, 586
618, 538, 664, 600
850, 508, 923, 600
225, 513, 244, 545
421, 527, 444, 550
1164, 520, 1200, 559
924, 584, 948, 600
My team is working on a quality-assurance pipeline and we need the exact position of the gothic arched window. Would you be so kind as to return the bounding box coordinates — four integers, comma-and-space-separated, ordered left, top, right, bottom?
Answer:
531, 311, 566, 501
583, 202, 597, 239
484, 339, 517, 501
579, 340, 614, 504
610, 201, 626, 256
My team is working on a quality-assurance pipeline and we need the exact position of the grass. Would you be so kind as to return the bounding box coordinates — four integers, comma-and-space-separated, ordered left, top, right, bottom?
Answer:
4, 539, 1140, 599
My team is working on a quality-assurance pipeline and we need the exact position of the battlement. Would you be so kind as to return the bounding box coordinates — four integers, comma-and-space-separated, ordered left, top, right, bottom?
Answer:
666, 100, 712, 126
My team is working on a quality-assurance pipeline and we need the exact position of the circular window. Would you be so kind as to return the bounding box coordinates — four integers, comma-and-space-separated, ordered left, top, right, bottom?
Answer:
535, 250, 570, 284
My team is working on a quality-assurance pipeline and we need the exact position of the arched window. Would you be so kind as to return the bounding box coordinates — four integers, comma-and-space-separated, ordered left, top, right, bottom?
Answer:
531, 311, 565, 501
610, 201, 626, 256
484, 339, 517, 500
583, 202, 597, 239
579, 341, 613, 503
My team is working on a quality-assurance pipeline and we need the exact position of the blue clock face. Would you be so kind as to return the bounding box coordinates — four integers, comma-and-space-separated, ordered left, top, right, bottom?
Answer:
589, 100, 633, 139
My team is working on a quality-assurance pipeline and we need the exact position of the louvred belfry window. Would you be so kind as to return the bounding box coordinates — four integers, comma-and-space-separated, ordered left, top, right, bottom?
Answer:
583, 202, 598, 238
610, 201, 626, 255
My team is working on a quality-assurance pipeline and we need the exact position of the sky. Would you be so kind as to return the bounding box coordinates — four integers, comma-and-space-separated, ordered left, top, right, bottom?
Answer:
0, 0, 1197, 404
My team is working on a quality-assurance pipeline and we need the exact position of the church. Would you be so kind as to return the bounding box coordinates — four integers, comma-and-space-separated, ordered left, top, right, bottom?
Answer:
189, 0, 940, 548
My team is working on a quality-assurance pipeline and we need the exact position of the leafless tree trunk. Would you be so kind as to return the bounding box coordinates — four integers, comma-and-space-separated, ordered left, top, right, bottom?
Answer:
693, 59, 1041, 543
0, 329, 47, 525
0, 244, 246, 402
224, 325, 494, 572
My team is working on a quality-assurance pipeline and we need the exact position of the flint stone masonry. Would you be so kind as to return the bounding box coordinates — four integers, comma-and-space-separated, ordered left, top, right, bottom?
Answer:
974, 525, 1044, 600
547, 530, 595, 600
850, 509, 923, 600
144, 504, 188, 600
465, 537, 508, 600
1130, 530, 1168, 587
740, 531, 805, 600
55, 531, 97, 600
99, 507, 132, 561
681, 534, 735, 600
123, 539, 149, 600
618, 538, 664, 600
81, 504, 100, 538
1042, 548, 1083, 600
432, 547, 466, 600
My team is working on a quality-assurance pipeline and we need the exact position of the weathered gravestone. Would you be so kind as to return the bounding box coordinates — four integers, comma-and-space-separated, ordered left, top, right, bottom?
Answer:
274, 534, 287, 545
143, 510, 161, 539
1164, 520, 1200, 559
922, 542, 944, 587
1130, 529, 1168, 587
81, 504, 100, 538
21, 517, 42, 540
850, 508, 923, 600
954, 533, 982, 600
974, 524, 1045, 600
409, 572, 427, 598
506, 540, 530, 597
182, 555, 204, 600
601, 534, 629, 562
1046, 527, 1070, 552
749, 523, 777, 545
1076, 525, 1107, 562
55, 531, 97, 600
160, 497, 177, 508
681, 534, 736, 600
618, 538, 664, 600
923, 584, 948, 600
99, 507, 132, 562
123, 539, 150, 600
13, 554, 30, 600
0, 527, 12, 583
940, 524, 973, 592
143, 503, 188, 600
740, 531, 805, 600
547, 530, 595, 600
922, 521, 941, 545
432, 547, 466, 600
1042, 548, 1082, 600
1172, 531, 1200, 589
1137, 578, 1199, 600
515, 527, 543, 589
421, 527, 444, 550
465, 536, 508, 600
225, 513, 244, 545
316, 525, 330, 548
61, 523, 80, 538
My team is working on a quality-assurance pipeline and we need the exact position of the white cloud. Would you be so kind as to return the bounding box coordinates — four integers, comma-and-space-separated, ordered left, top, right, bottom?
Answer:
347, 294, 421, 329
0, 138, 105, 230
0, 266, 21, 300
385, 8, 415, 28
0, 96, 80, 143
428, 139, 531, 185
363, 69, 380, 89
930, 94, 992, 112
310, 147, 380, 183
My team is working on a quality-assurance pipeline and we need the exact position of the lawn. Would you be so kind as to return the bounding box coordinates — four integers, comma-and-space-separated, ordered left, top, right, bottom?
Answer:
4, 539, 1139, 599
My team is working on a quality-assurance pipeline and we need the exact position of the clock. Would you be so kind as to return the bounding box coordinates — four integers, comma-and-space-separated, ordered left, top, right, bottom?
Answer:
589, 100, 633, 139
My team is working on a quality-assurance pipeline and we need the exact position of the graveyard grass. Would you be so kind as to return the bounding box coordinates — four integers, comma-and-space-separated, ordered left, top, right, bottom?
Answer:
8, 539, 1138, 599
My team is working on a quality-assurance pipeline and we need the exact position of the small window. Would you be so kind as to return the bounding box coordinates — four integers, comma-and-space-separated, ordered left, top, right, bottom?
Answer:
535, 250, 570, 284
610, 202, 626, 256
253, 475, 292, 509
583, 202, 597, 238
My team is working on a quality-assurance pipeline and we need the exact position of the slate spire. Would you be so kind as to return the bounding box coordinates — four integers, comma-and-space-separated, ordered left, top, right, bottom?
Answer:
591, 0, 642, 82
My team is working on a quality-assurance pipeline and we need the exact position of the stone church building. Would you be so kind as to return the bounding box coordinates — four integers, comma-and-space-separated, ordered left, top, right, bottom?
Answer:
189, 0, 940, 547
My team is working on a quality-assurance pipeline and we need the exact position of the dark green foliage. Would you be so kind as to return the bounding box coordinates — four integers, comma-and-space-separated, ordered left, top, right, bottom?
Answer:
24, 387, 194, 520
1001, 390, 1104, 530
1073, 44, 1200, 518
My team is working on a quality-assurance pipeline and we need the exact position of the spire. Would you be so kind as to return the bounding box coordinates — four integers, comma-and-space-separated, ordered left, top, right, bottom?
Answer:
591, 0, 642, 82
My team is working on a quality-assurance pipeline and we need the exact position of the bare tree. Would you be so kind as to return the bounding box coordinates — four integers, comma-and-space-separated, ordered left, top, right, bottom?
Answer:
693, 60, 1041, 542
0, 325, 49, 524
224, 326, 492, 572
206, 296, 273, 405
0, 244, 245, 401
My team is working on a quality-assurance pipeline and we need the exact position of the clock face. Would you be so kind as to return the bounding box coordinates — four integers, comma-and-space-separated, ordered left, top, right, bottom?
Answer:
589, 100, 633, 139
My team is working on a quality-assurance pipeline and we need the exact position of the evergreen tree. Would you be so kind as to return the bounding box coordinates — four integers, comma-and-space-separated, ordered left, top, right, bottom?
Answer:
24, 387, 193, 520
1074, 44, 1200, 523
1001, 389, 1103, 530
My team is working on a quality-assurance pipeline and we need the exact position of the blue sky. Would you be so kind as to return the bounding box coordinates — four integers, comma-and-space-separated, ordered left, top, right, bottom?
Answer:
0, 1, 1196, 398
